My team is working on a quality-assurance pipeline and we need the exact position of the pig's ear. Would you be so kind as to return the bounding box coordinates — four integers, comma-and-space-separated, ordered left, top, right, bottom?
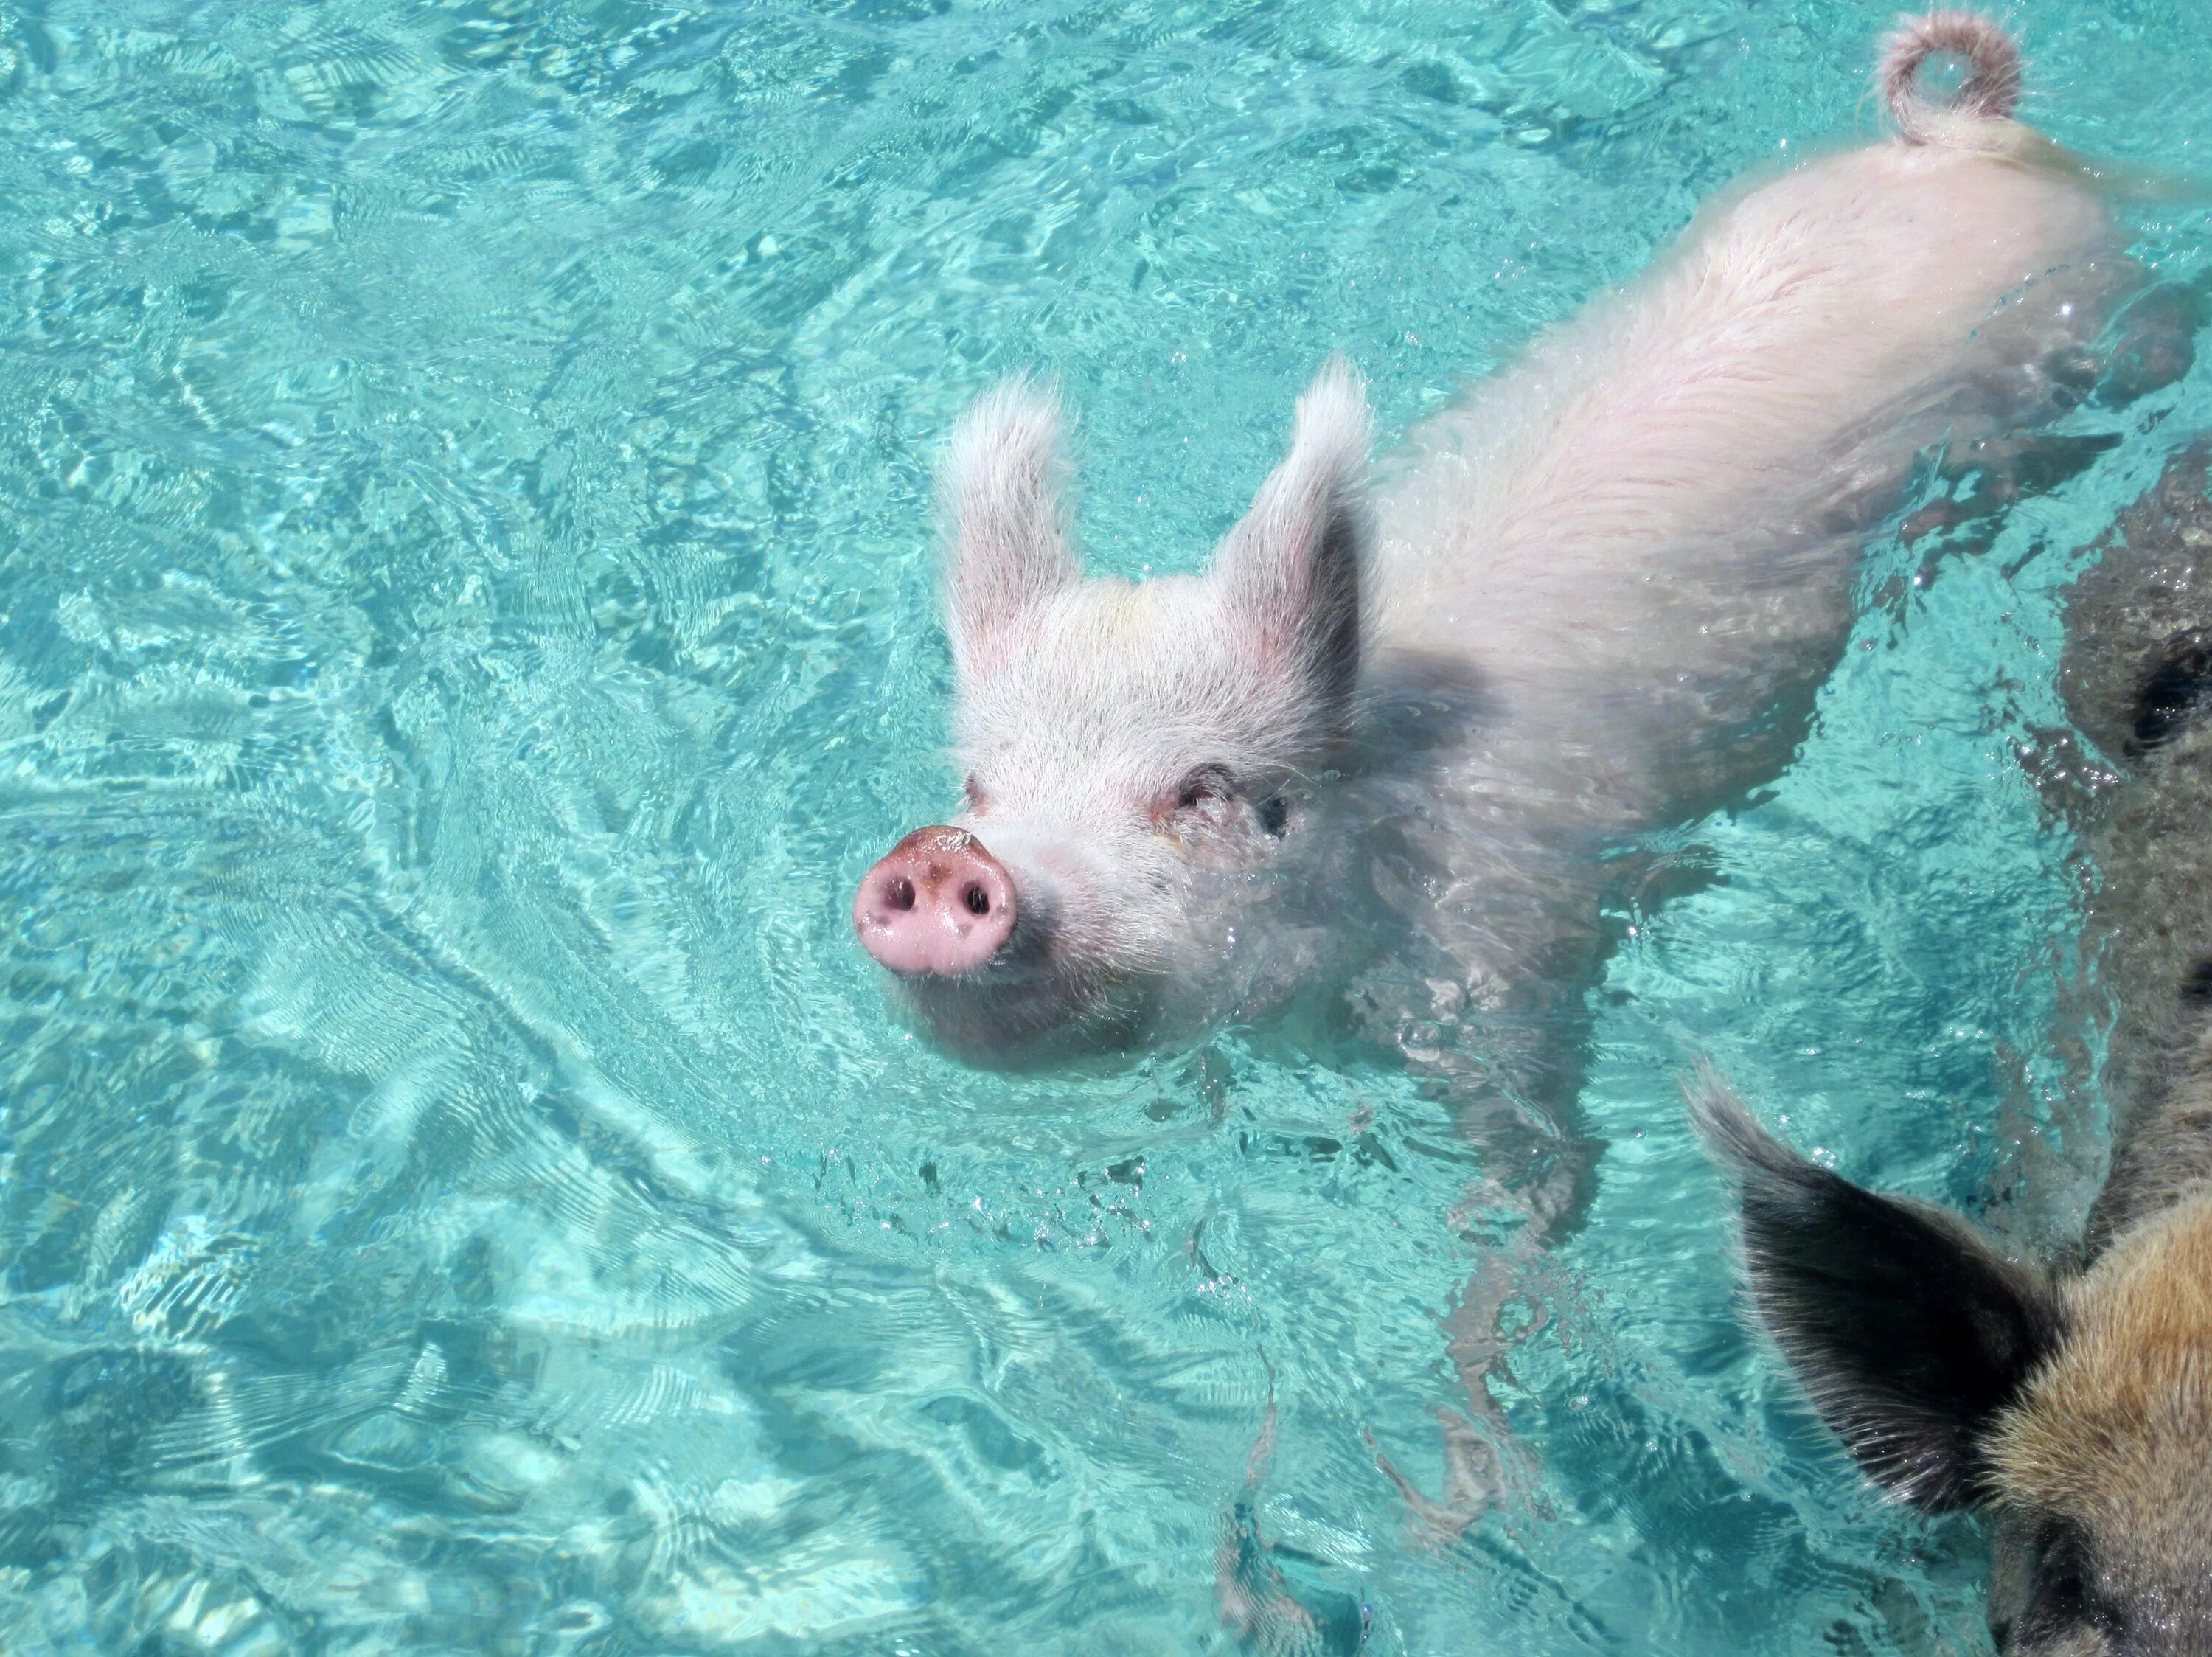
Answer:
1687, 1066, 2063, 1512
939, 377, 1082, 681
1212, 358, 1372, 726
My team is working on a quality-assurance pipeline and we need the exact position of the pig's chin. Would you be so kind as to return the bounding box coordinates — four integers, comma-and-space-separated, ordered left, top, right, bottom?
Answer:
886, 912, 1295, 1068
887, 905, 1225, 1067
889, 962, 1162, 1069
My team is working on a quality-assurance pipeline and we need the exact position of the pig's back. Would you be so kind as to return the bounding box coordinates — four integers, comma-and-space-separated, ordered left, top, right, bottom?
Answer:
1371, 141, 2112, 692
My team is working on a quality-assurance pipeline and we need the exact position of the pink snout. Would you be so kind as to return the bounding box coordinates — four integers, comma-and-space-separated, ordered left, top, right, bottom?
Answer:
853, 826, 1017, 976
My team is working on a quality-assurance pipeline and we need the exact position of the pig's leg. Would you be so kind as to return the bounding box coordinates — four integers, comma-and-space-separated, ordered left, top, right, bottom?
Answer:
1215, 1365, 1374, 1650
1357, 1007, 1604, 1536
1368, 1136, 1593, 1539
1902, 266, 2199, 546
1327, 764, 1619, 1535
2093, 274, 2207, 409
1369, 1217, 1558, 1538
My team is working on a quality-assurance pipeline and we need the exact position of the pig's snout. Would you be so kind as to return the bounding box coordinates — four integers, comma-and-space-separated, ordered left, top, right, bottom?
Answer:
854, 826, 1018, 976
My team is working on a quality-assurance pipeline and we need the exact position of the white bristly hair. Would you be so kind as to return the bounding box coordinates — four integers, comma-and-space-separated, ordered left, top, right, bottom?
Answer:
870, 12, 2127, 1077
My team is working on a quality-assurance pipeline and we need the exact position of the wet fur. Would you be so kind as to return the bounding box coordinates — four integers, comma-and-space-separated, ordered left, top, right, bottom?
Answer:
1989, 1200, 2212, 1645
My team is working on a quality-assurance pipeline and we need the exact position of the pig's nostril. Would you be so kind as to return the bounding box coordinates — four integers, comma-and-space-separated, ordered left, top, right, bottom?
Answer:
964, 883, 990, 917
888, 876, 916, 911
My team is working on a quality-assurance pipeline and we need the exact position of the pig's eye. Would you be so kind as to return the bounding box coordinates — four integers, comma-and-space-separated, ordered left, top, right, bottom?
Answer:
1258, 796, 1288, 836
964, 774, 990, 811
1177, 771, 1227, 810
1158, 767, 1237, 830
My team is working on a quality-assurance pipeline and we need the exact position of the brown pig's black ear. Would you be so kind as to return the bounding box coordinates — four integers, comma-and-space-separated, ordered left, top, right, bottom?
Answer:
1211, 358, 1372, 729
938, 377, 1081, 682
1686, 1066, 2063, 1511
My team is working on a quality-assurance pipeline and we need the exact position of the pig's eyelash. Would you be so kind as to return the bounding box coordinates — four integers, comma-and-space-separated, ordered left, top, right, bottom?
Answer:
1175, 768, 1231, 810
1151, 766, 1234, 828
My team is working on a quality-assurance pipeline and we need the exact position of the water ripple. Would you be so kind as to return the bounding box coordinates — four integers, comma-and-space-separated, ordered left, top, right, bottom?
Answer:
0, 0, 2206, 1651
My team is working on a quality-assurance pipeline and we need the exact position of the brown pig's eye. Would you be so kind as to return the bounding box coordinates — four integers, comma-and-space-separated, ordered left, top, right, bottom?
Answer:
964, 774, 990, 810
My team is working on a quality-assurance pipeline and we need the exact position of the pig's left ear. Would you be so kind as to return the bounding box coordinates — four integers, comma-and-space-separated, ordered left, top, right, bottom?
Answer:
1212, 358, 1372, 727
1688, 1067, 2063, 1512
939, 377, 1082, 682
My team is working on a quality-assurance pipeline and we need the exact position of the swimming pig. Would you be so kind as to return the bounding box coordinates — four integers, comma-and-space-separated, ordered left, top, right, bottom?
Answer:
1694, 448, 2212, 1654
855, 12, 2128, 1082
858, 10, 2157, 1532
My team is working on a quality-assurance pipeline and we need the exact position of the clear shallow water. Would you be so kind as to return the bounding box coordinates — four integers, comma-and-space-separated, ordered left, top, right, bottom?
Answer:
1, 1, 2209, 1652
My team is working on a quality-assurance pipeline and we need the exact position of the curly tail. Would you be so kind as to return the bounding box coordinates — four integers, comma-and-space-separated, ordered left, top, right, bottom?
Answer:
1878, 11, 2023, 147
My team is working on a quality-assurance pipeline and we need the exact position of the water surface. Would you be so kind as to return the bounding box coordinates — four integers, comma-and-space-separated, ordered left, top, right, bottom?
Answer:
1, 1, 2209, 1651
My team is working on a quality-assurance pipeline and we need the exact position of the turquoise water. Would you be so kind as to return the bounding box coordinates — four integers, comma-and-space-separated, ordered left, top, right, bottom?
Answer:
1, 1, 2210, 1652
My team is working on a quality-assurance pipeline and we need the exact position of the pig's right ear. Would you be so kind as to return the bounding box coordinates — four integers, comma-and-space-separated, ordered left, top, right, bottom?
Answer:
938, 378, 1081, 682
1688, 1066, 2063, 1512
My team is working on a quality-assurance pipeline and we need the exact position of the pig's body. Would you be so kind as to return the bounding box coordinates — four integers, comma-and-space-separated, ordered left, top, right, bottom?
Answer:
1695, 446, 2212, 1655
2058, 448, 2212, 1245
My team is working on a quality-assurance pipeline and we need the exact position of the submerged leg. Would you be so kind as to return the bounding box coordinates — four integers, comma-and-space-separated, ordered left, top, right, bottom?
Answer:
1217, 1371, 1374, 1653
1372, 1090, 1598, 1539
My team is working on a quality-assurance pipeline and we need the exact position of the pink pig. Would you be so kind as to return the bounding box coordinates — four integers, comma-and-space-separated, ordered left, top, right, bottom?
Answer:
856, 13, 2129, 1077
